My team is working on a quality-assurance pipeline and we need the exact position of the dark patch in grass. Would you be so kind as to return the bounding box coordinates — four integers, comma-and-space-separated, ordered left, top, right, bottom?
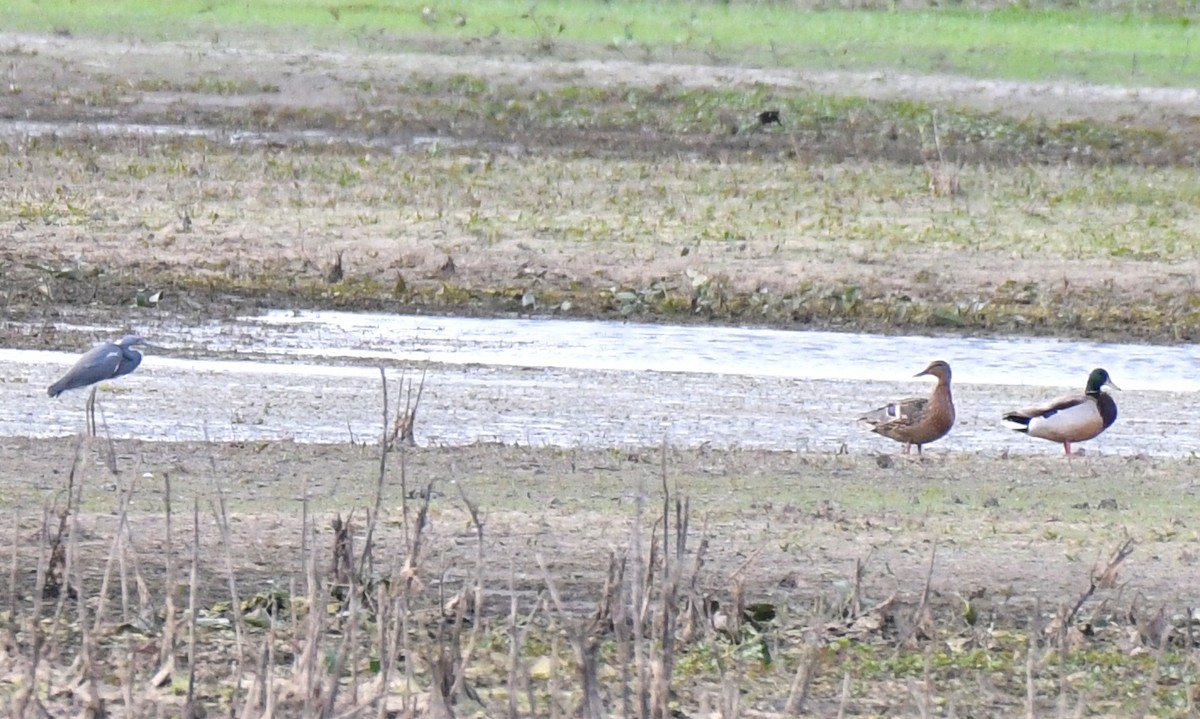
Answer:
18, 76, 1200, 168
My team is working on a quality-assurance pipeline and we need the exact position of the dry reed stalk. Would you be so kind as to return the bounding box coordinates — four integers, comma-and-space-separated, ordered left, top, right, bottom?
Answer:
330, 395, 393, 713
300, 479, 311, 597
263, 613, 278, 719
896, 540, 938, 648
848, 550, 873, 619
504, 558, 538, 719
606, 546, 635, 717
214, 494, 253, 712
46, 439, 91, 700
836, 671, 853, 718
629, 469, 649, 719
150, 473, 176, 688
922, 646, 934, 716
446, 489, 487, 708
92, 478, 138, 629
116, 499, 132, 625
381, 366, 427, 450
319, 586, 358, 719
1024, 613, 1038, 719
286, 573, 300, 696
393, 430, 426, 718
67, 470, 104, 716
538, 553, 605, 719
13, 505, 52, 717
505, 569, 520, 718
651, 440, 689, 719
1056, 537, 1136, 637
659, 440, 670, 581
1057, 601, 1070, 718
720, 668, 740, 719
69, 587, 100, 713
1136, 616, 1171, 718
507, 560, 543, 718
294, 496, 328, 716
368, 415, 417, 716
120, 634, 136, 714
45, 437, 84, 606
85, 386, 97, 438
183, 498, 202, 719
399, 588, 416, 717
357, 367, 394, 582
368, 580, 392, 719
5, 506, 20, 705
118, 474, 155, 628
784, 635, 819, 714
924, 112, 961, 198
907, 674, 933, 719
95, 401, 118, 475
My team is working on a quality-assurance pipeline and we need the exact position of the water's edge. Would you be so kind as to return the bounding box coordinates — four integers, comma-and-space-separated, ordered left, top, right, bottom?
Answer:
0, 310, 1191, 455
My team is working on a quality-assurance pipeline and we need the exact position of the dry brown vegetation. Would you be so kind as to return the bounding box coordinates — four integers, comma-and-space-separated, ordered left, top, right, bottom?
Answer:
5, 383, 1200, 716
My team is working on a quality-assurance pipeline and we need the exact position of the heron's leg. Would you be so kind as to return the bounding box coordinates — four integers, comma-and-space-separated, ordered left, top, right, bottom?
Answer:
86, 386, 97, 437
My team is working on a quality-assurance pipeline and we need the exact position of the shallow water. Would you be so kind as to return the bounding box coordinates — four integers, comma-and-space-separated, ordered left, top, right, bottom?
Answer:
0, 310, 1195, 455
1, 119, 509, 154
233, 310, 1200, 392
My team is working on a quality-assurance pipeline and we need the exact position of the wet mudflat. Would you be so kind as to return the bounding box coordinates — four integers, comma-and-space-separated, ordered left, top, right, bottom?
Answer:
3, 310, 1197, 456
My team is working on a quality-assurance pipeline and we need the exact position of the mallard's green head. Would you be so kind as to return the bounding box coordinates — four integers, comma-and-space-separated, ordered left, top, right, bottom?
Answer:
1085, 368, 1119, 394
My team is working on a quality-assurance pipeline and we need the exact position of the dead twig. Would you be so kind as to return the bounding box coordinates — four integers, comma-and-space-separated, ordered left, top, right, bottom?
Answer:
1049, 537, 1136, 639
537, 554, 605, 719
386, 367, 427, 450
182, 499, 202, 719
897, 540, 938, 647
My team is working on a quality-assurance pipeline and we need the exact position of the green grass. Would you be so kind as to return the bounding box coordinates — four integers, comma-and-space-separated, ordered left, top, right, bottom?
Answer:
7, 0, 1199, 87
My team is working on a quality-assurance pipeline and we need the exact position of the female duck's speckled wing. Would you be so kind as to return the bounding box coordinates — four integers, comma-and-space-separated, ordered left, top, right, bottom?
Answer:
860, 397, 932, 436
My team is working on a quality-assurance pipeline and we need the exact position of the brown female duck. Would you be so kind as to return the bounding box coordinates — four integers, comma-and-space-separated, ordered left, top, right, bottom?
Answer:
859, 360, 955, 455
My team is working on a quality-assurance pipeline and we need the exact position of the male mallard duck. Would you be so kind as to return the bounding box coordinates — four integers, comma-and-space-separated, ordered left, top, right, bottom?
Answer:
859, 360, 955, 455
1001, 368, 1118, 456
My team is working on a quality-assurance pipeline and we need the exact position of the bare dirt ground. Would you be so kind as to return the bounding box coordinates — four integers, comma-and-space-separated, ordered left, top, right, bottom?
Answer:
4, 29, 1200, 717
3, 437, 1195, 611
